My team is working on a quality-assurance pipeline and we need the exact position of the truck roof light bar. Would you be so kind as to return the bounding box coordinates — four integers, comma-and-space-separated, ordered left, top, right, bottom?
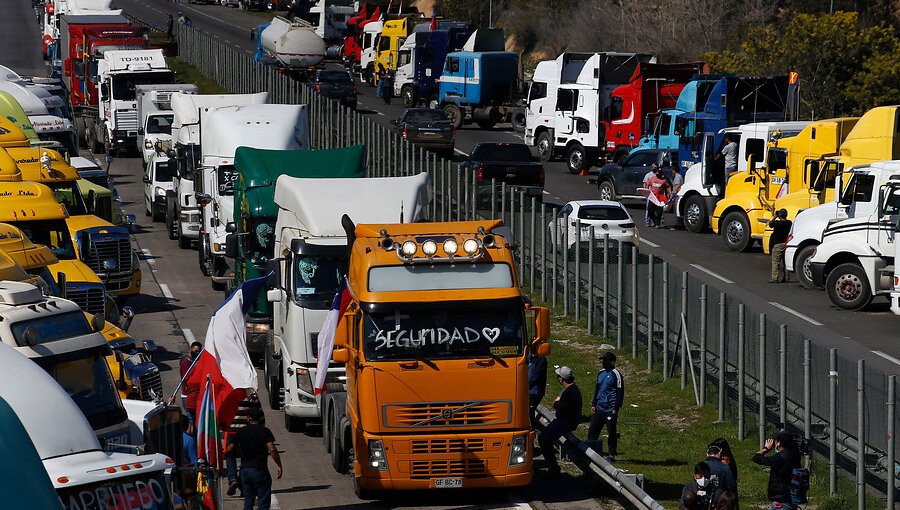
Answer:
394, 237, 485, 264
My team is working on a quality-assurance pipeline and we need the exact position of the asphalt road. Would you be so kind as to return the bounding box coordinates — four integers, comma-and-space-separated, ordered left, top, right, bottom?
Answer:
114, 0, 899, 380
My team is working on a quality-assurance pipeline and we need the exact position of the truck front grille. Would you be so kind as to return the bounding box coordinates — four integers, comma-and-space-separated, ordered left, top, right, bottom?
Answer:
115, 109, 139, 132
66, 285, 105, 315
84, 238, 133, 275
383, 400, 511, 428
410, 459, 487, 479
410, 438, 486, 454
137, 368, 163, 401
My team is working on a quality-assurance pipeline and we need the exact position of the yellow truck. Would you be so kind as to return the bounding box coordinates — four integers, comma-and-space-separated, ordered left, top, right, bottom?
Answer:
374, 16, 428, 80
3, 147, 141, 300
760, 105, 900, 253
711, 118, 859, 252
0, 221, 161, 401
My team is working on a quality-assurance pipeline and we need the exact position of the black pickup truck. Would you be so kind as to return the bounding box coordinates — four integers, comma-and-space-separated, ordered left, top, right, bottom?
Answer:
462, 142, 544, 204
312, 70, 357, 109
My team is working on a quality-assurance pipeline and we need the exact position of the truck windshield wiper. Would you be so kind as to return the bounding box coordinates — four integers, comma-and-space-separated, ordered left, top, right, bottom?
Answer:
475, 353, 508, 367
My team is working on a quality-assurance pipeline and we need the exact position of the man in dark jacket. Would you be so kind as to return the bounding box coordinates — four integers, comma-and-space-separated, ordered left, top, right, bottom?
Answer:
752, 431, 802, 509
527, 352, 547, 427
537, 366, 582, 477
587, 352, 624, 461
769, 208, 792, 283
705, 443, 737, 494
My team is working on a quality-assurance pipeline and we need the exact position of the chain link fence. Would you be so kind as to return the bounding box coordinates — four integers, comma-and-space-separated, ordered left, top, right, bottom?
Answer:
161, 20, 898, 507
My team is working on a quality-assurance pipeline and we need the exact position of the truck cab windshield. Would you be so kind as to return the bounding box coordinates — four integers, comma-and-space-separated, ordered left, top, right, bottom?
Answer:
19, 219, 77, 260
49, 182, 89, 215
292, 253, 347, 305
146, 114, 174, 135
363, 298, 525, 361
110, 71, 175, 101
31, 347, 126, 431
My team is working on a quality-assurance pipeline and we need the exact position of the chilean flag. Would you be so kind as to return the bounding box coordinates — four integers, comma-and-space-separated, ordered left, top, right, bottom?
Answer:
314, 278, 352, 395
186, 276, 267, 431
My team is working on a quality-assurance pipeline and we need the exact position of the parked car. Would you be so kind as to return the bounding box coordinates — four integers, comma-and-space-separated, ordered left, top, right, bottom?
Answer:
595, 149, 677, 201
390, 108, 455, 156
550, 200, 639, 248
462, 142, 544, 202
312, 70, 357, 109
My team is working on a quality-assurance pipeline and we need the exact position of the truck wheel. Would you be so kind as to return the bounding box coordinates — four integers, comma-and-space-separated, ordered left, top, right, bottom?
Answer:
75, 117, 88, 149
285, 413, 305, 433
683, 195, 708, 233
721, 211, 752, 252
178, 228, 191, 249
512, 110, 526, 134
363, 65, 374, 85
825, 263, 872, 311
597, 181, 616, 201
212, 278, 227, 292
427, 95, 439, 110
795, 245, 821, 290
167, 202, 178, 240
565, 143, 587, 174
401, 85, 416, 108
330, 417, 347, 473
199, 238, 212, 276
267, 375, 281, 410
442, 104, 463, 130
536, 131, 553, 162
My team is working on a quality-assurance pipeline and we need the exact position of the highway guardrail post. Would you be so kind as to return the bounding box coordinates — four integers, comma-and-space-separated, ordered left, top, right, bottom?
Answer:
661, 261, 669, 380
779, 325, 787, 427
829, 348, 837, 496
563, 218, 570, 317
758, 313, 766, 447
491, 178, 497, 220
681, 272, 688, 390
587, 226, 595, 335
699, 284, 707, 403
804, 338, 811, 444
602, 234, 609, 340
530, 197, 537, 294
647, 254, 654, 372
857, 359, 866, 510
887, 375, 895, 510
540, 204, 547, 302
501, 182, 507, 226
519, 190, 526, 284
552, 211, 558, 309
738, 303, 745, 440
616, 240, 623, 349
631, 246, 638, 358
574, 219, 581, 322
718, 292, 726, 422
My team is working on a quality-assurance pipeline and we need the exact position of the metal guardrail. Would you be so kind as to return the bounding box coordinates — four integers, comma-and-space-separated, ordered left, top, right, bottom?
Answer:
139, 17, 899, 508
536, 404, 664, 510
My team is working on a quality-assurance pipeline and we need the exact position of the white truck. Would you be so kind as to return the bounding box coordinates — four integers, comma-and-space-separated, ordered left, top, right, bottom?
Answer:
308, 0, 356, 57
167, 92, 268, 249
0, 340, 176, 510
358, 19, 383, 84
136, 84, 198, 163
675, 121, 809, 232
257, 16, 326, 77
523, 52, 657, 174
265, 173, 432, 432
807, 162, 900, 310
196, 103, 310, 289
90, 49, 175, 155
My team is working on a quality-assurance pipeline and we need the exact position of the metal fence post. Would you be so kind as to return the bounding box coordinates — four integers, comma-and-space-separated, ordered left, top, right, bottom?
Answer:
631, 246, 638, 359
587, 226, 595, 335
737, 303, 745, 440
857, 359, 865, 510
888, 375, 895, 510
552, 212, 558, 309
616, 240, 623, 349
491, 179, 497, 220
602, 235, 609, 340
804, 338, 811, 443
647, 254, 655, 372
718, 292, 726, 422
574, 219, 582, 323
662, 262, 669, 380
829, 348, 837, 496
681, 271, 688, 390
541, 204, 547, 303
563, 221, 570, 317
758, 313, 766, 448
779, 325, 787, 427
501, 182, 507, 224
699, 284, 707, 404
519, 191, 526, 284
530, 197, 536, 294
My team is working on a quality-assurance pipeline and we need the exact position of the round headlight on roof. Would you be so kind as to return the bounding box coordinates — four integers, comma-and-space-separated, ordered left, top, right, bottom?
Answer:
463, 238, 480, 255
400, 240, 418, 256
442, 239, 458, 256
422, 240, 438, 256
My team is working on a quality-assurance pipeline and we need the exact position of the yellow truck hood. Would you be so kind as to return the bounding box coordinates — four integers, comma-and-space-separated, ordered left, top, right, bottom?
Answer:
49, 259, 102, 284
66, 214, 115, 233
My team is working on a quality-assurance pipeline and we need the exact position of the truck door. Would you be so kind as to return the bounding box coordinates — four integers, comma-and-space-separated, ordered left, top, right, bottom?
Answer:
555, 88, 577, 137
700, 132, 717, 188
874, 184, 900, 258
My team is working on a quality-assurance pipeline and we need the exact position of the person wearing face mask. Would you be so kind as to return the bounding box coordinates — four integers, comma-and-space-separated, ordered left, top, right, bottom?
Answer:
681, 462, 721, 510
752, 431, 802, 509
178, 341, 204, 426
705, 442, 737, 494
586, 352, 624, 462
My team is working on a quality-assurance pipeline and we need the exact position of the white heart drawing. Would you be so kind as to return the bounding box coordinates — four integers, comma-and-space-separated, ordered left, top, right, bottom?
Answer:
482, 327, 500, 343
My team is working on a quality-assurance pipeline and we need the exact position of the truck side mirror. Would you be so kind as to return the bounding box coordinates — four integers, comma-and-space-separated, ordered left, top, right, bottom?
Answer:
534, 342, 551, 357
91, 313, 106, 332
224, 233, 238, 259
143, 175, 152, 184
120, 306, 135, 333
529, 305, 550, 344
332, 347, 350, 363
100, 83, 109, 98
87, 189, 96, 214
57, 271, 67, 299
138, 128, 144, 136
225, 222, 236, 233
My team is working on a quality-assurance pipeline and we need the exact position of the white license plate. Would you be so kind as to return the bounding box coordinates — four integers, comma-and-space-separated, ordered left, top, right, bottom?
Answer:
433, 477, 463, 488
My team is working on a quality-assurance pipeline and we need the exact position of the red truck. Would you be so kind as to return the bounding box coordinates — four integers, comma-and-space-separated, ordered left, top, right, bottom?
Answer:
601, 62, 709, 163
342, 3, 380, 70
60, 13, 148, 107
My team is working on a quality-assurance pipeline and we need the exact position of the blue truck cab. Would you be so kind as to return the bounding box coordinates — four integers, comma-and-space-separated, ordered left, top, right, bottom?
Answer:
630, 75, 721, 153
438, 50, 520, 130
395, 22, 474, 108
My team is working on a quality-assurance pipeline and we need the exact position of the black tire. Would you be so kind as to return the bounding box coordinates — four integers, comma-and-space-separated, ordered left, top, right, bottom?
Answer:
166, 202, 178, 240
512, 110, 526, 134
597, 181, 616, 202
795, 245, 821, 290
75, 117, 88, 149
144, 199, 152, 217
400, 85, 415, 108
266, 368, 281, 410
178, 229, 191, 249
442, 104, 463, 130
565, 143, 587, 174
825, 262, 872, 311
536, 131, 553, 162
683, 195, 708, 233
199, 238, 212, 276
285, 413, 305, 433
363, 65, 374, 86
721, 211, 752, 252
323, 405, 332, 453
212, 278, 227, 292
330, 417, 347, 473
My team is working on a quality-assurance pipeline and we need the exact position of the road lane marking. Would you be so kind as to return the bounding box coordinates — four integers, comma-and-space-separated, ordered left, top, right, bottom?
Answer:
872, 350, 900, 367
689, 264, 734, 284
506, 495, 531, 509
182, 328, 196, 346
454, 148, 469, 156
768, 302, 824, 326
641, 239, 659, 248
271, 494, 281, 510
141, 248, 156, 266
160, 283, 175, 301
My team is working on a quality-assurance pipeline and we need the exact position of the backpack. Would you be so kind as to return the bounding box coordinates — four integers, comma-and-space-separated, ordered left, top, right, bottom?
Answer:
696, 476, 719, 510
790, 466, 810, 504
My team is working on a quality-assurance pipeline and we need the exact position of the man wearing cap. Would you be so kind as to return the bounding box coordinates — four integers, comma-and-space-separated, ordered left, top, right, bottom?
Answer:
752, 431, 801, 509
587, 352, 624, 461
537, 366, 582, 477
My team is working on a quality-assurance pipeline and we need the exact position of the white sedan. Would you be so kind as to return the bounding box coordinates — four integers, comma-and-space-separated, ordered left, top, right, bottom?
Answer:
549, 200, 639, 248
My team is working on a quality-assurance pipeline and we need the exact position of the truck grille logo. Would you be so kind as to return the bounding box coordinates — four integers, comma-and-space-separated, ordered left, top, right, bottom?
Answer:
441, 409, 454, 420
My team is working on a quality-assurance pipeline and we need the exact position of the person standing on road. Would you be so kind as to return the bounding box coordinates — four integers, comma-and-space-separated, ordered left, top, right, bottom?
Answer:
752, 432, 801, 510
647, 166, 671, 228
178, 341, 203, 426
166, 13, 174, 40
528, 351, 547, 428
717, 134, 738, 175
768, 208, 792, 283
379, 70, 393, 105
226, 408, 283, 510
642, 164, 658, 226
226, 394, 265, 497
670, 165, 685, 230
586, 352, 624, 462
537, 366, 582, 478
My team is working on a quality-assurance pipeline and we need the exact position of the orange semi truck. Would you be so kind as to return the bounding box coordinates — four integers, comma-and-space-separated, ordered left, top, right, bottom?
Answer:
319, 220, 551, 497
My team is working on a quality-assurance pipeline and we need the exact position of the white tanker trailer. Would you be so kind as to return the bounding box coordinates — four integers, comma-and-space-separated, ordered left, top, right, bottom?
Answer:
254, 16, 326, 78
